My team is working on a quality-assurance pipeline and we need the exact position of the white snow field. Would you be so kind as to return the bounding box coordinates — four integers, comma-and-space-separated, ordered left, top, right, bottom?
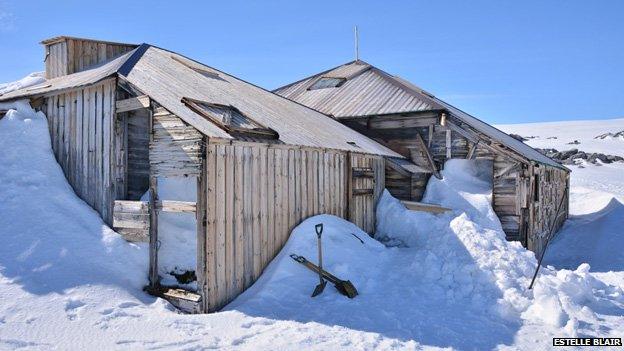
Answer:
497, 118, 624, 157
0, 81, 622, 350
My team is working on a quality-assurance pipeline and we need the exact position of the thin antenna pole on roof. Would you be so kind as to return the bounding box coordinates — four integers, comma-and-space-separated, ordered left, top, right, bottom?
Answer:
354, 26, 359, 62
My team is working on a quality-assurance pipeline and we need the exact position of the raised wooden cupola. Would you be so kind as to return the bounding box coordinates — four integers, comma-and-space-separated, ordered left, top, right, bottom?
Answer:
41, 36, 138, 79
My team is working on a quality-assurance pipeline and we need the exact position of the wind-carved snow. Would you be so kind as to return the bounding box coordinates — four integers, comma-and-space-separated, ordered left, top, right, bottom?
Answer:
0, 74, 622, 350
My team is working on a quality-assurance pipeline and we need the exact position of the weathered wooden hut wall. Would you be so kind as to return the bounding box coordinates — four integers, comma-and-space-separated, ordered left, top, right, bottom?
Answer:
527, 165, 569, 254
199, 141, 384, 311
149, 109, 203, 178
341, 113, 468, 201
492, 155, 523, 241
124, 109, 150, 200
44, 38, 136, 79
42, 78, 117, 224
44, 41, 69, 79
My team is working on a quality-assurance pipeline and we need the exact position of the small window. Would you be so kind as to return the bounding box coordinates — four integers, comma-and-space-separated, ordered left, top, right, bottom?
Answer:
181, 97, 279, 139
308, 77, 346, 90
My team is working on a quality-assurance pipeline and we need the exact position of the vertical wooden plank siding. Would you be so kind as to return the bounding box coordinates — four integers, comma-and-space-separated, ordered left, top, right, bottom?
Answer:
44, 38, 136, 79
41, 79, 117, 224
202, 142, 384, 312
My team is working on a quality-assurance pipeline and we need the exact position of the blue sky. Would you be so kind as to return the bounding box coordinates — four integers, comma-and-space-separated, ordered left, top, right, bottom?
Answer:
0, 0, 622, 124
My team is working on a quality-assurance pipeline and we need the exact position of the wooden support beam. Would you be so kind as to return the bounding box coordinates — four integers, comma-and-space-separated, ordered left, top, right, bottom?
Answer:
414, 133, 441, 179
466, 141, 479, 159
352, 188, 374, 196
148, 176, 159, 287
494, 162, 521, 179
352, 167, 375, 178
116, 95, 150, 113
428, 124, 434, 148
401, 200, 451, 214
445, 129, 452, 159
156, 200, 197, 213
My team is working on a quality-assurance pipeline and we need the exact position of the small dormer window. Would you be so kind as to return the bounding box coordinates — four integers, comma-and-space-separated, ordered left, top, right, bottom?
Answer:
181, 97, 279, 139
308, 77, 346, 90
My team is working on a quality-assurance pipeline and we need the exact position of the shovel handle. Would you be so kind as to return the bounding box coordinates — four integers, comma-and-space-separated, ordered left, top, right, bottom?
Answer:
315, 223, 323, 237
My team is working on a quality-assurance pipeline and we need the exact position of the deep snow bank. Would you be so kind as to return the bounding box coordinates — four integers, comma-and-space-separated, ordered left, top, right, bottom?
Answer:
376, 159, 624, 332
0, 102, 148, 290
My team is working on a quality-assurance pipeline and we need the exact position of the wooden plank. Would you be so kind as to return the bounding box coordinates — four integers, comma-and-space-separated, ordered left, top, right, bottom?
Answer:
352, 188, 374, 196
94, 84, 104, 214
195, 140, 206, 312
234, 146, 245, 295
466, 141, 479, 160
445, 129, 452, 159
273, 149, 283, 255
243, 147, 253, 288
352, 167, 374, 178
103, 82, 113, 223
266, 148, 276, 266
156, 200, 197, 213
401, 200, 452, 214
259, 147, 269, 268
415, 132, 441, 179
221, 146, 236, 304
84, 87, 93, 206
205, 144, 218, 311
250, 147, 261, 280
75, 91, 84, 198
116, 95, 150, 113
216, 145, 228, 305
280, 149, 289, 247
148, 177, 159, 287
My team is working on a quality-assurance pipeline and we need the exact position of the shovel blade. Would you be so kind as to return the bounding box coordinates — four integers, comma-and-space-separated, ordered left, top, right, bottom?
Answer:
311, 280, 327, 297
335, 280, 358, 298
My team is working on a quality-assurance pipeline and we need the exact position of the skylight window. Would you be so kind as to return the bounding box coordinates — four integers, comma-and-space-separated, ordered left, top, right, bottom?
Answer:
181, 97, 279, 139
308, 77, 346, 90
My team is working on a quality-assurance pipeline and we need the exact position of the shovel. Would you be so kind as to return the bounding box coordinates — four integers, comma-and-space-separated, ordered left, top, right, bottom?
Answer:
290, 254, 358, 298
311, 223, 327, 297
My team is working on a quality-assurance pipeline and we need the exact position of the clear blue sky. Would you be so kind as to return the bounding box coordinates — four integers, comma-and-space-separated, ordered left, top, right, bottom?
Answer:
1, 0, 622, 124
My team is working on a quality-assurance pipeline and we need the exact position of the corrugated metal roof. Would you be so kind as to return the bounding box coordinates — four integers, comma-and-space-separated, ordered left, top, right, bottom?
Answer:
275, 62, 434, 118
0, 45, 401, 157
275, 60, 566, 170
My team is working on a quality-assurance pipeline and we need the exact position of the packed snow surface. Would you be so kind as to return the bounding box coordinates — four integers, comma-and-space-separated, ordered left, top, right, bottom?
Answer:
0, 75, 622, 350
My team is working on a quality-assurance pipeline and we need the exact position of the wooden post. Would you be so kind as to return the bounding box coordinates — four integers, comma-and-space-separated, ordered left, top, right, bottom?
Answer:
345, 151, 352, 222
196, 136, 208, 312
147, 106, 159, 288
446, 129, 452, 159
148, 176, 159, 287
466, 141, 479, 159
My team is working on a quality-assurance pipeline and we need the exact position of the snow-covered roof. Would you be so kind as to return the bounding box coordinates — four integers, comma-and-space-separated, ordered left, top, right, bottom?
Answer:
275, 60, 567, 170
0, 46, 402, 158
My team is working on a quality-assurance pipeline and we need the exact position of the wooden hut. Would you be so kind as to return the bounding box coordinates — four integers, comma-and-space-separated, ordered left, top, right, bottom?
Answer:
0, 37, 401, 313
274, 60, 570, 254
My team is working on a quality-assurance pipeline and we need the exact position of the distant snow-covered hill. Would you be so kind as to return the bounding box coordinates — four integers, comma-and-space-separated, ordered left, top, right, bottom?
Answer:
496, 118, 624, 157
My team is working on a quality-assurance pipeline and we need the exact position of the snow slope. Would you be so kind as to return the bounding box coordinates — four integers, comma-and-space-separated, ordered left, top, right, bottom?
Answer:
0, 74, 622, 350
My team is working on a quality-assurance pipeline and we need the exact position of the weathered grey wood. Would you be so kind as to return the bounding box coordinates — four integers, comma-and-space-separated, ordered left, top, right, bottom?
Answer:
116, 95, 150, 113
200, 143, 383, 312
401, 200, 451, 214
466, 141, 479, 159
156, 200, 197, 213
148, 176, 159, 287
413, 132, 441, 179
43, 36, 136, 79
